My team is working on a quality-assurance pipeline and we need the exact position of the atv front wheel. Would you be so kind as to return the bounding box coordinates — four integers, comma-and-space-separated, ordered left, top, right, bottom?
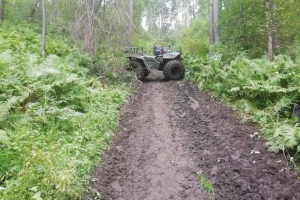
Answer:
129, 61, 148, 80
163, 60, 185, 80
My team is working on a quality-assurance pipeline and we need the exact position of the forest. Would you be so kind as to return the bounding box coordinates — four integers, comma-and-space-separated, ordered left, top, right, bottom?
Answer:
1, 0, 300, 199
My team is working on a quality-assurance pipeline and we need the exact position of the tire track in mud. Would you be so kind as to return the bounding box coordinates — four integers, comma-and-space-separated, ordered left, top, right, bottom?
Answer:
86, 71, 209, 200
168, 81, 300, 200
86, 71, 300, 200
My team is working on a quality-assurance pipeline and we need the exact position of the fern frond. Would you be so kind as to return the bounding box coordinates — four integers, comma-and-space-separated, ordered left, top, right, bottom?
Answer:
0, 89, 32, 122
0, 50, 14, 65
66, 74, 79, 83
39, 54, 61, 69
0, 129, 10, 145
268, 97, 293, 115
266, 124, 300, 152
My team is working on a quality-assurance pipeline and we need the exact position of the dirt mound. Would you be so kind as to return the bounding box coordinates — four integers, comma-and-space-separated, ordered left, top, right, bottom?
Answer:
86, 71, 300, 200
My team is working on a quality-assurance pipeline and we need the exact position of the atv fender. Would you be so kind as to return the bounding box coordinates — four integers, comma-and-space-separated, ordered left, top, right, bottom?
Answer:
127, 55, 151, 73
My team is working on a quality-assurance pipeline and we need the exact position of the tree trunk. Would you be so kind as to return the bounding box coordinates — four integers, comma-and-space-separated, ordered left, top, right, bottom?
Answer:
159, 0, 164, 38
272, 20, 280, 50
209, 0, 220, 45
213, 0, 220, 43
272, 4, 280, 52
128, 0, 133, 45
0, 0, 5, 22
95, 0, 104, 14
209, 0, 214, 45
29, 0, 39, 19
265, 0, 273, 61
42, 0, 46, 57
84, 0, 95, 53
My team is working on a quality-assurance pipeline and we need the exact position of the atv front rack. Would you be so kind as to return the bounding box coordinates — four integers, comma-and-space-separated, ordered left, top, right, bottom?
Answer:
123, 47, 145, 55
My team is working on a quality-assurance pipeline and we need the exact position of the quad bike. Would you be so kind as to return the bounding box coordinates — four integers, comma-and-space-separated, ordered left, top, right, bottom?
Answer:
124, 47, 185, 80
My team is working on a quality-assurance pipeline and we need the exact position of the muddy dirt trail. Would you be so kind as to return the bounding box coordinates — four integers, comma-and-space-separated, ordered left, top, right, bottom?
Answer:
86, 71, 300, 200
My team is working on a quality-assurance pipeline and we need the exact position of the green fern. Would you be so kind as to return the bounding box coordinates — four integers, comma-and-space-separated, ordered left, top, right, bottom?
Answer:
0, 50, 14, 66
266, 124, 300, 153
0, 89, 31, 122
0, 130, 10, 145
266, 97, 293, 116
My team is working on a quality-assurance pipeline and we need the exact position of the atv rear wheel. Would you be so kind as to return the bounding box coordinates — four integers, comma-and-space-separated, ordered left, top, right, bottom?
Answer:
129, 61, 148, 80
163, 60, 185, 80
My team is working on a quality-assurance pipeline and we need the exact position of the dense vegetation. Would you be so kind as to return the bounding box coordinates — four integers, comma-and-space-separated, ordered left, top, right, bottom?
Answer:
184, 53, 300, 155
0, 20, 130, 200
173, 1, 300, 170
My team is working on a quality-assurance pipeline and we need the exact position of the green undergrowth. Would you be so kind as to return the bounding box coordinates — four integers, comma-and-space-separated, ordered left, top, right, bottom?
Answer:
0, 21, 129, 199
184, 53, 300, 169
197, 171, 214, 199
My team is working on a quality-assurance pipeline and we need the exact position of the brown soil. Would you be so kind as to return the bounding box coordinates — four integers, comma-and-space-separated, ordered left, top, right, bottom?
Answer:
86, 71, 300, 200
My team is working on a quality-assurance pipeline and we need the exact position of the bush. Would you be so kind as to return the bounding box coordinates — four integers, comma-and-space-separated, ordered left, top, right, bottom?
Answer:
175, 18, 209, 57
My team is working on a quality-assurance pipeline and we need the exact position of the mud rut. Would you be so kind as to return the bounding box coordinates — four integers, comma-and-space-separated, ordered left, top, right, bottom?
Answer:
86, 71, 300, 200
